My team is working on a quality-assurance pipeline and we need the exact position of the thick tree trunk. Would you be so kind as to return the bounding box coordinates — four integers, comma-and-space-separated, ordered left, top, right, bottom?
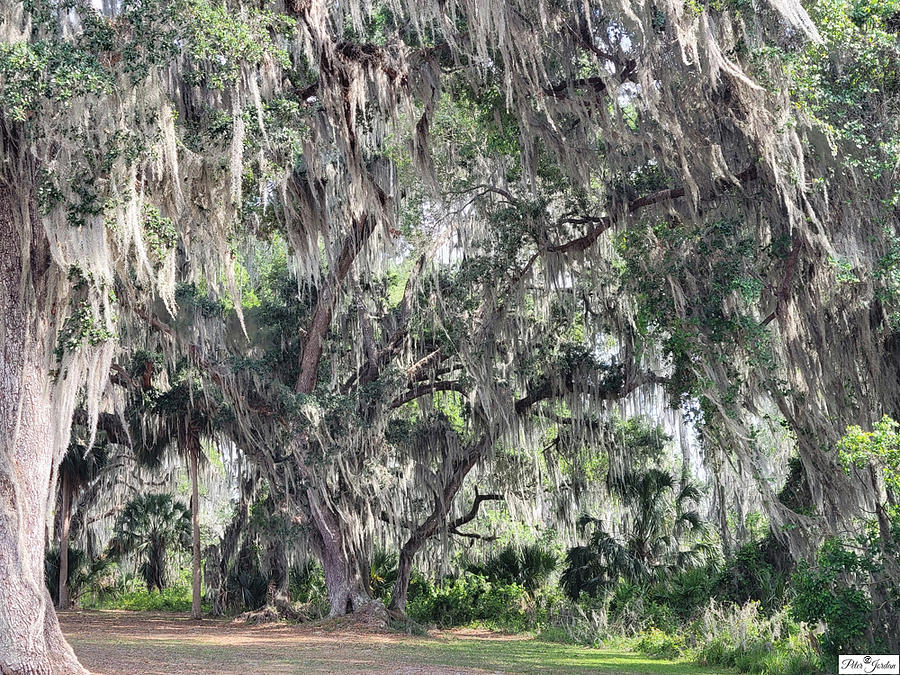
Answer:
0, 183, 87, 673
57, 476, 72, 610
188, 438, 202, 620
388, 540, 419, 614
308, 489, 370, 616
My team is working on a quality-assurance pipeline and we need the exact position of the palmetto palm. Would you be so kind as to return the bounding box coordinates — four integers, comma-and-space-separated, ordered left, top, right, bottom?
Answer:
108, 493, 191, 592
468, 544, 558, 594
561, 468, 709, 599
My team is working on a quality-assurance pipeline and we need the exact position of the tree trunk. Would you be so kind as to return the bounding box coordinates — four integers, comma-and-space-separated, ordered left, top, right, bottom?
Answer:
57, 475, 72, 610
388, 540, 419, 614
188, 437, 202, 620
264, 536, 291, 610
388, 437, 492, 614
205, 476, 253, 616
308, 489, 370, 616
0, 183, 87, 672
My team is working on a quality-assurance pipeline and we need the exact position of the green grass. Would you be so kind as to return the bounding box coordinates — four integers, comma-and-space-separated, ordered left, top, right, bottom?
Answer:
394, 637, 727, 674
67, 626, 727, 674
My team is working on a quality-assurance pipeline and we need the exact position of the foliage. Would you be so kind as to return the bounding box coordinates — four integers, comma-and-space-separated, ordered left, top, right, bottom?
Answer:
369, 549, 399, 602
289, 560, 328, 606
791, 523, 900, 661
636, 628, 687, 660
87, 585, 199, 612
53, 301, 116, 361
225, 541, 268, 612
466, 544, 558, 595
690, 601, 820, 675
562, 468, 708, 599
616, 217, 774, 402
784, 418, 900, 660
107, 493, 191, 591
45, 546, 109, 606
838, 415, 900, 492
716, 537, 792, 614
0, 39, 112, 121
408, 574, 533, 631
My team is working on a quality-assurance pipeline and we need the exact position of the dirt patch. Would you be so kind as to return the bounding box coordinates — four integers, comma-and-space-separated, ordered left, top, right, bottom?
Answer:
59, 610, 493, 674
59, 610, 718, 675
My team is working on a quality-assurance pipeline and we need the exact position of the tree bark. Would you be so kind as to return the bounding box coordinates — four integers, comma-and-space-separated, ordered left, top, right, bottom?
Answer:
389, 538, 420, 614
308, 488, 370, 616
57, 475, 72, 610
388, 437, 493, 614
0, 183, 87, 673
264, 536, 291, 611
188, 435, 202, 620
205, 476, 253, 616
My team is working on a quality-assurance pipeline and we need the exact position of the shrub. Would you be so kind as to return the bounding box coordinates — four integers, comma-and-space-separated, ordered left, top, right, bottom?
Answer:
289, 559, 327, 605
408, 574, 531, 630
539, 592, 610, 647
467, 543, 558, 594
691, 600, 821, 674
607, 579, 680, 634
791, 537, 879, 661
651, 566, 721, 621
45, 545, 109, 606
219, 540, 268, 611
369, 549, 398, 603
86, 584, 200, 612
227, 566, 268, 611
636, 627, 686, 659
717, 536, 791, 614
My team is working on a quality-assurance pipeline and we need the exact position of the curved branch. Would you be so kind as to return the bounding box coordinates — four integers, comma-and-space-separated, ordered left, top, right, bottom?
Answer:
547, 164, 758, 253
450, 488, 503, 531
390, 380, 467, 409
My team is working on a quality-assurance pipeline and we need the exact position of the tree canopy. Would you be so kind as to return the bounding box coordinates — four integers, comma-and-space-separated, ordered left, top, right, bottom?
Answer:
1, 0, 899, 671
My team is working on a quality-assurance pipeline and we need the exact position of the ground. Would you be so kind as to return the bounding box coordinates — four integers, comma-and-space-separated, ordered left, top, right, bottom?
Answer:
59, 610, 724, 675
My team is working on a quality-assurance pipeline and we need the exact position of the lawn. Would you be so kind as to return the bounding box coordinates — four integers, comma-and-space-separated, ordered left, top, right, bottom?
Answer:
59, 610, 726, 674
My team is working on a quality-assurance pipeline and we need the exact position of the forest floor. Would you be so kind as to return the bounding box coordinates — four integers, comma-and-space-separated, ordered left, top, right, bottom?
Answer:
59, 610, 723, 675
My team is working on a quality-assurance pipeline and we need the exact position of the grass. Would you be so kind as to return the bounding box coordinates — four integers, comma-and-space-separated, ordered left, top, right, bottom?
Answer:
391, 637, 726, 674
61, 610, 728, 674
69, 636, 724, 674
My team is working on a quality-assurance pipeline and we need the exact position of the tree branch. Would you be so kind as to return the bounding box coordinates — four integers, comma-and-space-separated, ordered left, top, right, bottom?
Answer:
547, 164, 758, 253
296, 215, 377, 394
761, 240, 801, 326
390, 380, 467, 409
449, 488, 503, 531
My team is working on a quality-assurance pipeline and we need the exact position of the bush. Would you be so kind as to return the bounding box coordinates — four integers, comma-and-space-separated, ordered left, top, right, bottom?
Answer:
227, 567, 268, 611
791, 509, 900, 662
791, 536, 879, 661
369, 550, 398, 603
717, 536, 791, 614
466, 543, 558, 594
650, 566, 721, 621
607, 579, 680, 634
87, 585, 199, 612
539, 592, 609, 646
691, 600, 821, 674
289, 560, 327, 604
408, 574, 531, 630
225, 541, 268, 611
636, 627, 686, 659
45, 545, 109, 606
